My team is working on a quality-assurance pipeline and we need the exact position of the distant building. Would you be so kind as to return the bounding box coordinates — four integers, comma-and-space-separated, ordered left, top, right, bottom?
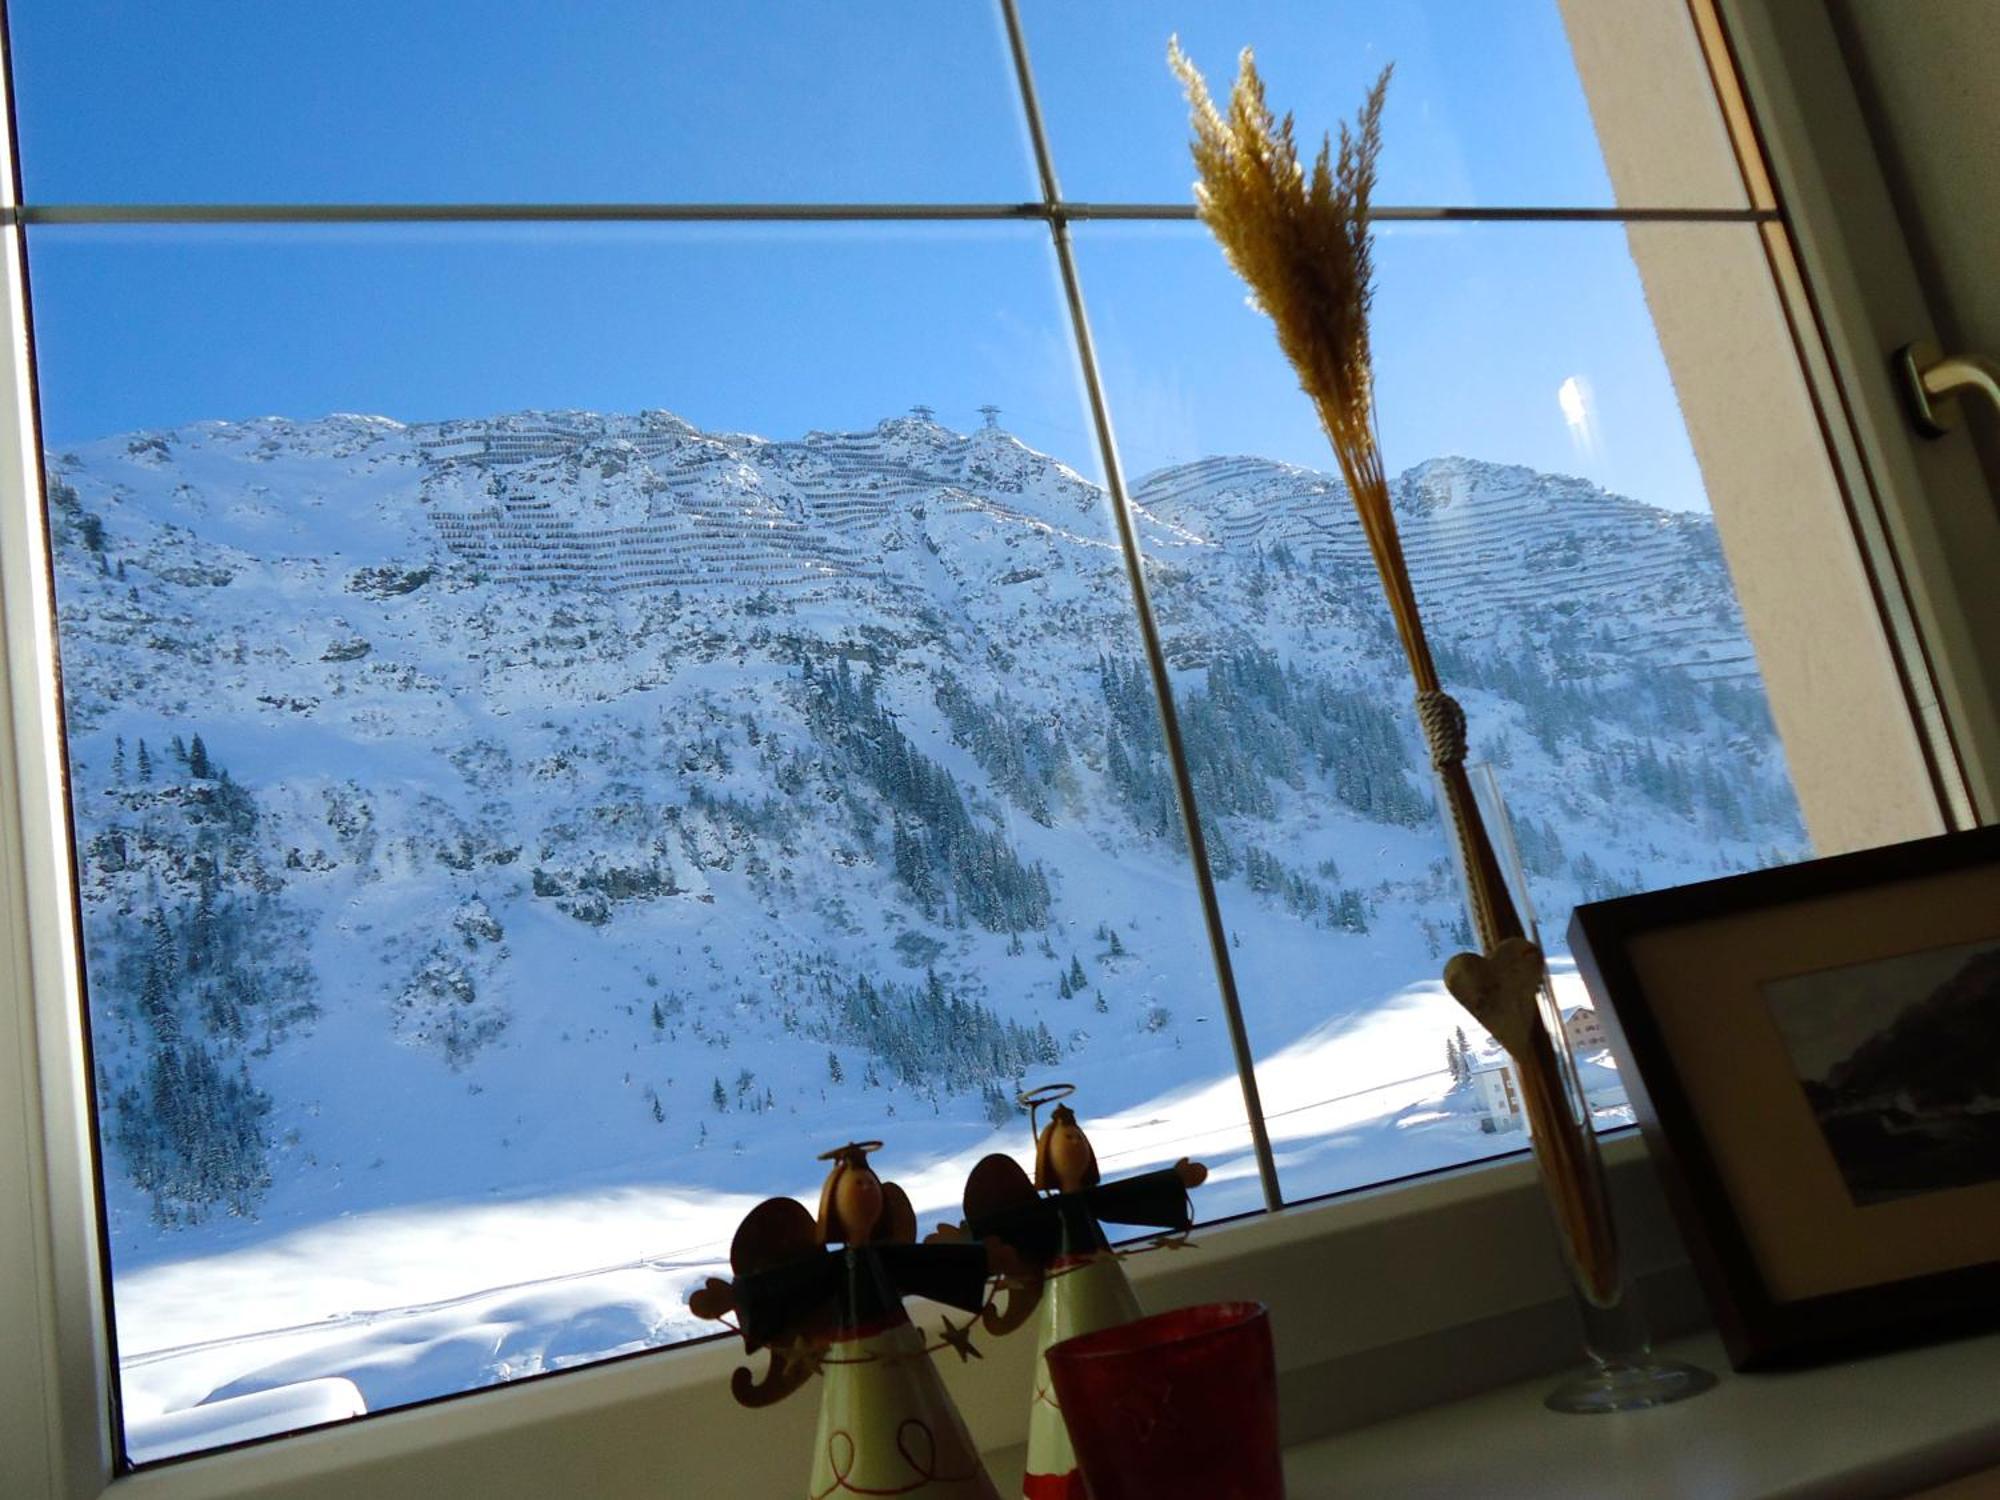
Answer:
1562, 1004, 1607, 1054
1470, 1052, 1524, 1133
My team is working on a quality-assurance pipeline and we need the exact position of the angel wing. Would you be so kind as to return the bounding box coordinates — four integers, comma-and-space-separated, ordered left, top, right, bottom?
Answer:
730, 1195, 818, 1276
877, 1180, 919, 1245
962, 1152, 1038, 1224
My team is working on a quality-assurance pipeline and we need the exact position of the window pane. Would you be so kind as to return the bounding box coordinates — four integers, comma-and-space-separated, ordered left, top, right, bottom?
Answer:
9, 2, 1035, 203
1021, 0, 1747, 210
29, 222, 1258, 1461
1074, 221, 1810, 1204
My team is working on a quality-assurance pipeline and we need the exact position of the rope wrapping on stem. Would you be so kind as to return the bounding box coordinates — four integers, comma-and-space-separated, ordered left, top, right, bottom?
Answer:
1414, 689, 1468, 770
1418, 688, 1512, 950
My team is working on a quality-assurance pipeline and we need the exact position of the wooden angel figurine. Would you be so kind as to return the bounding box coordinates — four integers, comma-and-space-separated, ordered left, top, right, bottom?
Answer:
690, 1141, 1003, 1499
956, 1087, 1207, 1500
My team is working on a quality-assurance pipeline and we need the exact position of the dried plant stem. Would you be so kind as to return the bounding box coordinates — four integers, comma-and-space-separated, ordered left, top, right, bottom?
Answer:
1174, 42, 1618, 1301
1517, 1035, 1620, 1305
1317, 428, 1434, 688
1316, 391, 1523, 951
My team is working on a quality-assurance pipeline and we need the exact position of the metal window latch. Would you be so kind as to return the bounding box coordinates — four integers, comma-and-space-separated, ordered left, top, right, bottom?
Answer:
1897, 340, 2000, 437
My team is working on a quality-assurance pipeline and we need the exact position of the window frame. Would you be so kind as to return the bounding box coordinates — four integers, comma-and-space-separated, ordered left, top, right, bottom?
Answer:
1705, 0, 2000, 826
2, 1, 1991, 1495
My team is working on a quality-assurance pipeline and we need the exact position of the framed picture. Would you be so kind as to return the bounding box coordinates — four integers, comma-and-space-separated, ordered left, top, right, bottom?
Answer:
1568, 824, 2000, 1370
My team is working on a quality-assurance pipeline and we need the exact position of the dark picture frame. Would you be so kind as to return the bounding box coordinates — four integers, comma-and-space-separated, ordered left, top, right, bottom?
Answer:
1568, 824, 2000, 1370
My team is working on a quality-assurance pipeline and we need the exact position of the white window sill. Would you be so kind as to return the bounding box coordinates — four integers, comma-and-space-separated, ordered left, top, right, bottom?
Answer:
980, 1327, 2000, 1498
22, 1100, 1998, 1500
84, 1136, 1703, 1499
1259, 1327, 2000, 1500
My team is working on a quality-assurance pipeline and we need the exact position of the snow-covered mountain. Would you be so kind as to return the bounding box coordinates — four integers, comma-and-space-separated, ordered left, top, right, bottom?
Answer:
44, 408, 1805, 1446
1136, 452, 1756, 680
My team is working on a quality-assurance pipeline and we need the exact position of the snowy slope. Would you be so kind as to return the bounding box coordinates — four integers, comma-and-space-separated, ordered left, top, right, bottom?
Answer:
43, 408, 1807, 1452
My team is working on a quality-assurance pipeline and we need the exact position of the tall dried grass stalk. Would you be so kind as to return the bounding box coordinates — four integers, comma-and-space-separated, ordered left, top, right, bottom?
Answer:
1169, 39, 1523, 948
1167, 43, 1433, 689
1172, 42, 1619, 1305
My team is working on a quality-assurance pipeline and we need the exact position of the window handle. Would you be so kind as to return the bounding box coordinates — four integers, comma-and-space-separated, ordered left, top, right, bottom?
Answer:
1898, 340, 2000, 437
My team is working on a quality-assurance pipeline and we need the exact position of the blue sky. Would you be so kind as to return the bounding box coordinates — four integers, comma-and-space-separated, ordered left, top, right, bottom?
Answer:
13, 1, 1726, 512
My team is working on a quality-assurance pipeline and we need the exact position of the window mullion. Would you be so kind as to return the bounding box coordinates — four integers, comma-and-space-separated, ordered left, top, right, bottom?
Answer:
995, 0, 1285, 1213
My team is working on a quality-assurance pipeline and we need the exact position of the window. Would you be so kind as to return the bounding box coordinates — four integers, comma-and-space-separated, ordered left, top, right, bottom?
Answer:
0, 1, 1980, 1492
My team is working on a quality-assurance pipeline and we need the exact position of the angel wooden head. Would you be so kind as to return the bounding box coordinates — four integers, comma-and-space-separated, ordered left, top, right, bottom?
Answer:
817, 1140, 891, 1246
1033, 1104, 1100, 1193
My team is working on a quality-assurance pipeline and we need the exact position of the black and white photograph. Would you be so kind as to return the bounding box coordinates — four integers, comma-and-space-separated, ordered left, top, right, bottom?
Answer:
1764, 938, 2000, 1207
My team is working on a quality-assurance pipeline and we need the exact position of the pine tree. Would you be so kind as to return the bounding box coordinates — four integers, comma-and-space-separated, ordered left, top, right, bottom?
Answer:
711, 1077, 727, 1113
981, 1081, 1012, 1126
1335, 889, 1369, 934
138, 938, 170, 1035
651, 1096, 665, 1124
136, 739, 153, 782
187, 869, 218, 974
1107, 927, 1125, 957
170, 734, 188, 765
1034, 1021, 1061, 1066
147, 906, 177, 991
115, 1037, 272, 1223
112, 735, 127, 782
1093, 989, 1109, 1015
188, 734, 211, 780
1058, 970, 1072, 1000
1068, 955, 1086, 990
827, 1049, 844, 1085
651, 1000, 666, 1032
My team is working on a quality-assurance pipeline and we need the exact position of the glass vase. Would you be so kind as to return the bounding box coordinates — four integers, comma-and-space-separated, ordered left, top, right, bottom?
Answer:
1465, 764, 1717, 1414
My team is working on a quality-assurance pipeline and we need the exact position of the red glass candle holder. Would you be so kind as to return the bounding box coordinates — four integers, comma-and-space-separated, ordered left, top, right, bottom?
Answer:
1043, 1300, 1283, 1500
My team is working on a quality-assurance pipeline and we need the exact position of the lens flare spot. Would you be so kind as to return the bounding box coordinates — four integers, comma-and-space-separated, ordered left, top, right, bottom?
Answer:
1557, 375, 1598, 461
